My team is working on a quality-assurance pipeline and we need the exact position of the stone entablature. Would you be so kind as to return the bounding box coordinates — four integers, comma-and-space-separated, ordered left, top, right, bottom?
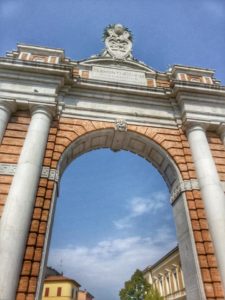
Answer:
2, 43, 224, 131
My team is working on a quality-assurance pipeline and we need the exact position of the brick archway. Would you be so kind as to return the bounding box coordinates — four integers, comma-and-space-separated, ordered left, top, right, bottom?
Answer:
0, 115, 220, 299
44, 122, 203, 298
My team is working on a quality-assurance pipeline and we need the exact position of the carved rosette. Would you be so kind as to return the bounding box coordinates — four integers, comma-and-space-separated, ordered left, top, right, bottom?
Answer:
102, 24, 133, 60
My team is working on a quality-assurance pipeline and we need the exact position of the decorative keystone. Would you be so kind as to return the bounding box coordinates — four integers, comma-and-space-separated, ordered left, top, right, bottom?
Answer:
115, 119, 127, 131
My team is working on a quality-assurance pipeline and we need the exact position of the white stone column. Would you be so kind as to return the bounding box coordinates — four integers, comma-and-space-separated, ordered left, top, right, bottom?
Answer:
0, 105, 53, 300
0, 101, 16, 143
187, 123, 225, 292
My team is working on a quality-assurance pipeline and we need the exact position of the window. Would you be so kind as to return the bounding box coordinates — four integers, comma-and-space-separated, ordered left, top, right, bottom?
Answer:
71, 288, 77, 299
44, 287, 49, 297
57, 287, 62, 296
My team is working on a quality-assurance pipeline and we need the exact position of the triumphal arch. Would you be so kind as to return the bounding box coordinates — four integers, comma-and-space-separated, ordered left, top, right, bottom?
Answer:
0, 24, 225, 300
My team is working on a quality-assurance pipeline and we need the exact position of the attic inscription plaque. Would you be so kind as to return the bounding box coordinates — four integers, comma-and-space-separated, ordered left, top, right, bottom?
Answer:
89, 66, 147, 86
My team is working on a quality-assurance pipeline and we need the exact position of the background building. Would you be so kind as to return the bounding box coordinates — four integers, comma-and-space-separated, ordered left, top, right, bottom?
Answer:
42, 274, 81, 300
143, 246, 186, 300
45, 266, 61, 277
77, 290, 94, 300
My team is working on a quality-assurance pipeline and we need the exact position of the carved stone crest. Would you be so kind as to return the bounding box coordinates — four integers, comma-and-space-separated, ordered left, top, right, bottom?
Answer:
102, 24, 133, 60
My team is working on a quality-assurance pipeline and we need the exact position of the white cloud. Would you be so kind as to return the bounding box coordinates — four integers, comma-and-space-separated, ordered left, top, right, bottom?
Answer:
114, 216, 132, 230
114, 192, 168, 229
48, 229, 176, 300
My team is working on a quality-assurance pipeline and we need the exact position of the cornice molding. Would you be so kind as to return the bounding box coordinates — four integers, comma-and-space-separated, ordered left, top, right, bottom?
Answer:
172, 80, 225, 95
0, 57, 72, 74
74, 78, 169, 96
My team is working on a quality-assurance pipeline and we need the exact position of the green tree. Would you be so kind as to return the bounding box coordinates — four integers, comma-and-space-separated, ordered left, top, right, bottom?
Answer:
119, 269, 152, 300
144, 288, 163, 300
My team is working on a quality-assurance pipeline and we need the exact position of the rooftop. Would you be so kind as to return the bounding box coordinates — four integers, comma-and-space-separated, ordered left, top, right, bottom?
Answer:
44, 275, 81, 287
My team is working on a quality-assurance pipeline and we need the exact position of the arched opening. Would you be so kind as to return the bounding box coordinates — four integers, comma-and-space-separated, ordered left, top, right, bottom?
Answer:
38, 129, 204, 299
48, 148, 177, 300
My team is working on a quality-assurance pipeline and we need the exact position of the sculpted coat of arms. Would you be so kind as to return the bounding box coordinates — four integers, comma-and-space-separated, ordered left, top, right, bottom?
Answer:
102, 24, 133, 60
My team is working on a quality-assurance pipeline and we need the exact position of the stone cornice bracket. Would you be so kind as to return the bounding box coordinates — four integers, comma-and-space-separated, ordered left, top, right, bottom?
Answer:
170, 179, 200, 205
115, 119, 127, 132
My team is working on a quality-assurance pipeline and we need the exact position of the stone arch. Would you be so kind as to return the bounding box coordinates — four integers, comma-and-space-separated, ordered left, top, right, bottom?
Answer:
58, 127, 180, 191
33, 119, 205, 299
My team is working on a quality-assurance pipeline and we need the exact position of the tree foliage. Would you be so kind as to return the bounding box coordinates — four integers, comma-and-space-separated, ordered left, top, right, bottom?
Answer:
119, 269, 152, 300
144, 288, 163, 300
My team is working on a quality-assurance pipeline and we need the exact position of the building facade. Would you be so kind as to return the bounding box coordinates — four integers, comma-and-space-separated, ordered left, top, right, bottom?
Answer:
77, 290, 94, 300
143, 246, 186, 300
0, 24, 225, 299
42, 275, 80, 300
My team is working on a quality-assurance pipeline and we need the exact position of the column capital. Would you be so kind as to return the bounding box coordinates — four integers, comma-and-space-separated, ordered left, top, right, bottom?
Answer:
217, 123, 225, 135
183, 120, 209, 134
217, 123, 225, 147
0, 99, 17, 114
30, 104, 56, 119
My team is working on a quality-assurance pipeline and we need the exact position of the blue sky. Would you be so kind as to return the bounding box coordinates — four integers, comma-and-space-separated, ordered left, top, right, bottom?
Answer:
50, 151, 172, 248
0, 0, 225, 82
1, 1, 225, 299
49, 150, 176, 300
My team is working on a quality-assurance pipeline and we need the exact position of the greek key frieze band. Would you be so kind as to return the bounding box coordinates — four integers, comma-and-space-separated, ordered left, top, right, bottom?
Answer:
41, 166, 59, 181
170, 179, 200, 204
0, 163, 59, 182
171, 180, 225, 204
